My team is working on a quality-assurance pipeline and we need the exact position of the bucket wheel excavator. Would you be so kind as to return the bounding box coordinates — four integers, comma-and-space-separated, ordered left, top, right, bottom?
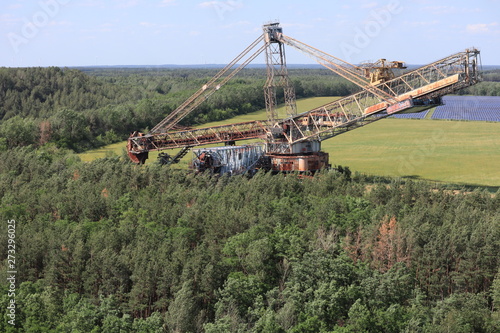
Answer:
127, 22, 481, 173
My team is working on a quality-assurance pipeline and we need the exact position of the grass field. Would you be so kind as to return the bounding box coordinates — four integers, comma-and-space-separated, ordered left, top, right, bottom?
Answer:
79, 97, 500, 187
323, 118, 500, 187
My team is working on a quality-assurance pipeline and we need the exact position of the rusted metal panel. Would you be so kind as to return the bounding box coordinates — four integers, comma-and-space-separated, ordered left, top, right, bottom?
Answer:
268, 152, 329, 172
364, 102, 389, 114
387, 99, 414, 115
128, 120, 269, 161
398, 74, 460, 101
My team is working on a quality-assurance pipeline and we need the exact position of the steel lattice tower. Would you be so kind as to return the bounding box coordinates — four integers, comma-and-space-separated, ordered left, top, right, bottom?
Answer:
263, 23, 297, 124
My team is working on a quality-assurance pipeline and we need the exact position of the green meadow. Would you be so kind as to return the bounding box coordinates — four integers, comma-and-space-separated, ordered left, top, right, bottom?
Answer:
323, 118, 500, 187
79, 97, 500, 187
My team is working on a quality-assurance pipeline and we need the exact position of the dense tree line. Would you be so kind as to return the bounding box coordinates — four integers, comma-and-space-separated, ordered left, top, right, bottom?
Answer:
459, 69, 500, 96
0, 147, 498, 332
1, 66, 499, 152
0, 67, 358, 152
459, 81, 500, 96
0, 67, 144, 120
481, 69, 500, 82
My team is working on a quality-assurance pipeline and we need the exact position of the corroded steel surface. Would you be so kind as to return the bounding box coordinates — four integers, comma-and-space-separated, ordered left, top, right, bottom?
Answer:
128, 121, 269, 154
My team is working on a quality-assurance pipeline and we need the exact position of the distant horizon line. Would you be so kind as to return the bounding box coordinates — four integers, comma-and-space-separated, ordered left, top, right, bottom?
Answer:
3, 64, 500, 69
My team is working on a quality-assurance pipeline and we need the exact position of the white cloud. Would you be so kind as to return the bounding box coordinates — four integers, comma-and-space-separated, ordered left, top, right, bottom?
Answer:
334, 20, 350, 27
48, 20, 72, 27
423, 5, 481, 15
221, 20, 250, 29
0, 14, 21, 26
77, 0, 104, 7
199, 1, 243, 9
139, 22, 175, 30
281, 23, 313, 30
361, 2, 378, 9
199, 1, 218, 8
114, 0, 140, 8
422, 5, 452, 14
404, 20, 439, 27
81, 35, 97, 41
8, 4, 23, 10
159, 0, 176, 7
466, 22, 498, 34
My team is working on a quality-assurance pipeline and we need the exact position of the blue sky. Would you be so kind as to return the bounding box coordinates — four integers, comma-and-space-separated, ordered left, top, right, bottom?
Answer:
1, 0, 499, 67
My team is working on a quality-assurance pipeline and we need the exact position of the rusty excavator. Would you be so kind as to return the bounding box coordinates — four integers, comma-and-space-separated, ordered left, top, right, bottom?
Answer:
127, 22, 481, 174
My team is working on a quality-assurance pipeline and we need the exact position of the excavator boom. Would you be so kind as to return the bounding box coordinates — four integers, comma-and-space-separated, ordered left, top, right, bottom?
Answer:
278, 48, 481, 146
127, 23, 481, 170
150, 35, 267, 134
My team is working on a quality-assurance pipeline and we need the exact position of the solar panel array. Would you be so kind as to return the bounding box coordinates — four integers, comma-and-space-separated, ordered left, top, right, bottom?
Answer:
391, 110, 429, 119
431, 96, 500, 122
390, 96, 500, 122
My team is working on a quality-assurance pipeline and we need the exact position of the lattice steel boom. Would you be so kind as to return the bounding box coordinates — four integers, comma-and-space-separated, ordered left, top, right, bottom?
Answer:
127, 22, 481, 168
150, 35, 267, 134
275, 47, 481, 148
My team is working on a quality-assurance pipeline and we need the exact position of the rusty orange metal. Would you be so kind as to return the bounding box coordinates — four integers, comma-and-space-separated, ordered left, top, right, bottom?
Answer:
268, 152, 329, 172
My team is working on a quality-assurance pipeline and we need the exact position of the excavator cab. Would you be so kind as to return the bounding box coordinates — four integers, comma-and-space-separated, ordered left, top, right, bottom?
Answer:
362, 59, 407, 85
